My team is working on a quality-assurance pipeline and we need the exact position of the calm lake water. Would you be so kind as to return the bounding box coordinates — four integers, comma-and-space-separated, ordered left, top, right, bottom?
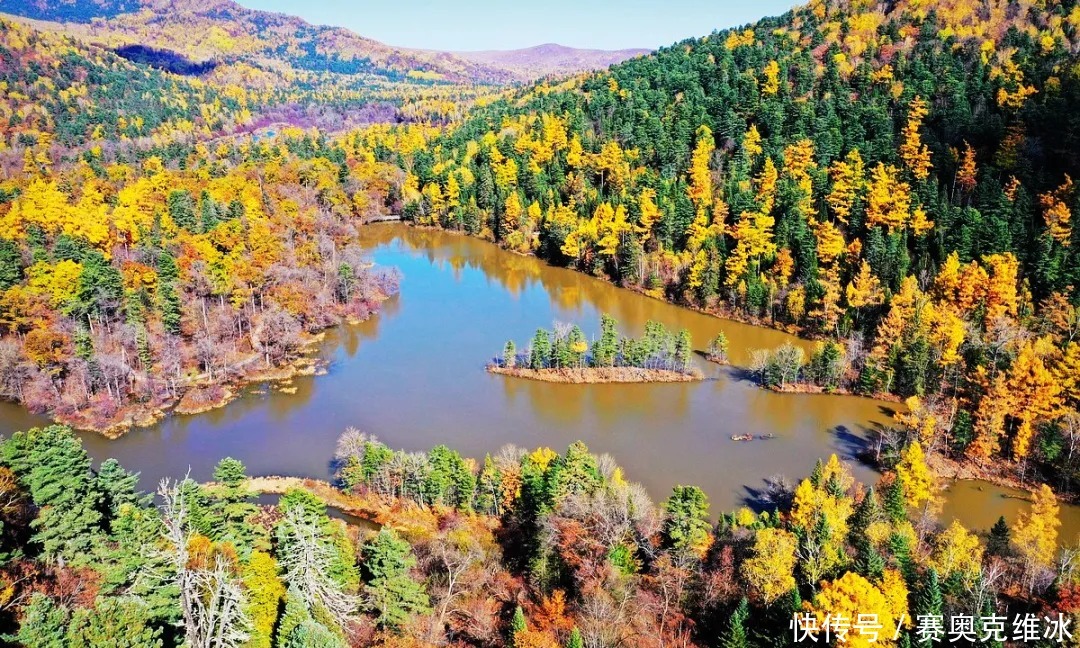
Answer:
0, 224, 1075, 539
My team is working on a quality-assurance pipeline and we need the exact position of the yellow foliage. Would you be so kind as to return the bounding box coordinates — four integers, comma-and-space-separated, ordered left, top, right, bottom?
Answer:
895, 441, 937, 510
742, 528, 798, 604
809, 571, 906, 648
899, 96, 933, 181
930, 520, 983, 584
1013, 484, 1060, 570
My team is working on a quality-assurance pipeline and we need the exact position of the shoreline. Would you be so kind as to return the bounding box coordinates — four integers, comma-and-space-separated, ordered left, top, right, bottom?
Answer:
926, 449, 1080, 506
487, 365, 703, 384
243, 476, 386, 525
20, 294, 391, 437
702, 354, 902, 404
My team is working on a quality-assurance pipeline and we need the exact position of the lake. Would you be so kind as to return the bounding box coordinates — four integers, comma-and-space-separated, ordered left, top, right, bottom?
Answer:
0, 224, 1074, 539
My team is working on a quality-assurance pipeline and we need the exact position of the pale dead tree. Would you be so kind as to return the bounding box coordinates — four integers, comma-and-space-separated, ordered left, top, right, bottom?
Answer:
158, 478, 251, 648
1058, 545, 1080, 584
335, 427, 375, 465
418, 525, 488, 644
968, 559, 1007, 615
578, 587, 637, 648
749, 348, 770, 382
557, 481, 660, 559
277, 507, 361, 630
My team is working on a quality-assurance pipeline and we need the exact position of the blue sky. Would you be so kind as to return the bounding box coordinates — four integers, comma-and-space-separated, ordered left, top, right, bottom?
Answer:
239, 0, 796, 51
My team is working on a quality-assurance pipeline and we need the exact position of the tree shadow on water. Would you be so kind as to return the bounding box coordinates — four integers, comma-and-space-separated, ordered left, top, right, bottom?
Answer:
740, 474, 795, 513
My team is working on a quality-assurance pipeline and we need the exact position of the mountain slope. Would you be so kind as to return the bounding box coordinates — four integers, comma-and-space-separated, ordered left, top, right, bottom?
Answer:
0, 0, 516, 85
393, 0, 1080, 477
455, 43, 650, 80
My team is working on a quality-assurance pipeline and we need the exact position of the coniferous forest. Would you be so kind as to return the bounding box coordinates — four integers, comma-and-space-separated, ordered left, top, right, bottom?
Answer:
1, 0, 1080, 645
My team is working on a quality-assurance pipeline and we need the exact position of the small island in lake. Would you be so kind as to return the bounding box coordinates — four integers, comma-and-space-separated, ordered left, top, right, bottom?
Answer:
489, 313, 704, 383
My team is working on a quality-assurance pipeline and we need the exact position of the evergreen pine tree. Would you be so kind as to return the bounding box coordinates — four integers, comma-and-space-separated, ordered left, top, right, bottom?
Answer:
915, 568, 943, 646
721, 597, 750, 648
360, 529, 430, 629
884, 479, 907, 522
987, 516, 1011, 557
566, 626, 583, 648
510, 605, 527, 644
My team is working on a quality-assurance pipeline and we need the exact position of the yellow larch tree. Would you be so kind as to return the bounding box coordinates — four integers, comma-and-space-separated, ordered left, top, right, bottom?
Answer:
895, 441, 937, 510
688, 125, 715, 219
827, 149, 866, 224
742, 527, 798, 605
762, 60, 781, 95
1013, 484, 1060, 573
636, 187, 660, 243
809, 571, 907, 648
895, 397, 940, 449
929, 520, 983, 585
956, 141, 978, 195
845, 260, 884, 309
1006, 337, 1065, 460
971, 372, 1012, 462
1039, 174, 1073, 245
983, 252, 1020, 322
865, 163, 912, 233
899, 96, 933, 181
743, 123, 763, 160
502, 192, 523, 240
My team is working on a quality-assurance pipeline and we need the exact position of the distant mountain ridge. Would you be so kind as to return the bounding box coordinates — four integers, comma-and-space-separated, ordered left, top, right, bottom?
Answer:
0, 0, 649, 84
0, 0, 516, 84
455, 43, 651, 80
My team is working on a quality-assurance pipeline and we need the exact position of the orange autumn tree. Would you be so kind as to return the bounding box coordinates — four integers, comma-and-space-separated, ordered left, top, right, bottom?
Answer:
1040, 174, 1074, 245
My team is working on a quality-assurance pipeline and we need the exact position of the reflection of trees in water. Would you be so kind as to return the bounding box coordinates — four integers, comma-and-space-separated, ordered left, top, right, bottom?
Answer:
376, 225, 813, 368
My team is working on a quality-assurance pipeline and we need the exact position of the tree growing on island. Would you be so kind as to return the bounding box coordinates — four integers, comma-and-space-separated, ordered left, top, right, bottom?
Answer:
707, 331, 729, 363
496, 313, 696, 375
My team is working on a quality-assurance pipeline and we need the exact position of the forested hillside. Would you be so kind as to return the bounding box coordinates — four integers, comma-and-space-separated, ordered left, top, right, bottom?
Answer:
394, 0, 1080, 491
1, 0, 515, 85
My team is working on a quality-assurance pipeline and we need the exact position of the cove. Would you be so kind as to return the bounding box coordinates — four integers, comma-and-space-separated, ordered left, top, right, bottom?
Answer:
0, 223, 1075, 539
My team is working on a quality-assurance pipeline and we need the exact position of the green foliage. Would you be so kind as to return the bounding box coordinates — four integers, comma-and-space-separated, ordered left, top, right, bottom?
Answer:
360, 528, 430, 629
72, 251, 124, 320
205, 458, 258, 555
167, 190, 196, 232
510, 605, 527, 641
530, 329, 552, 370
507, 314, 694, 373
282, 619, 344, 648
0, 425, 105, 561
805, 341, 845, 390
65, 597, 164, 648
987, 516, 1011, 557
0, 238, 23, 290
914, 568, 943, 645
707, 331, 729, 362
662, 485, 711, 554
548, 441, 602, 501
721, 597, 750, 648
12, 593, 68, 648
422, 445, 476, 509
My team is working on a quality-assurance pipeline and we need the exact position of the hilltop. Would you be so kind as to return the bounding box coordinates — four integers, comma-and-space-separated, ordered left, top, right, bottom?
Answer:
455, 42, 650, 80
396, 0, 1080, 486
0, 0, 515, 85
